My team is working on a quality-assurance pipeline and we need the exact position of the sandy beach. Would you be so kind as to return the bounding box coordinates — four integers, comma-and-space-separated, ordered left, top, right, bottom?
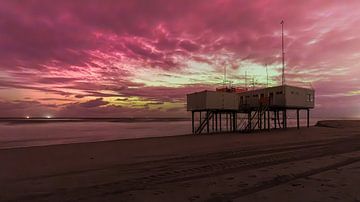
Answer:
1, 120, 360, 202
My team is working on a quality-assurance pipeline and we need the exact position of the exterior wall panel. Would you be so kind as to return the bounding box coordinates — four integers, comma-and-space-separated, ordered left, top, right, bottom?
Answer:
187, 91, 238, 111
285, 86, 315, 108
187, 91, 207, 111
187, 85, 315, 111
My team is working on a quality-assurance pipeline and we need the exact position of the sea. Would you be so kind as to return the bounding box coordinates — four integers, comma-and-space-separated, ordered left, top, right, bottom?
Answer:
0, 117, 341, 149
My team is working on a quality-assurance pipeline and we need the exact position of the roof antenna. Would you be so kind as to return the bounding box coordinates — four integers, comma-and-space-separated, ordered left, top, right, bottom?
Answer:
245, 71, 247, 91
223, 65, 227, 87
281, 20, 285, 86
252, 76, 255, 90
266, 64, 269, 87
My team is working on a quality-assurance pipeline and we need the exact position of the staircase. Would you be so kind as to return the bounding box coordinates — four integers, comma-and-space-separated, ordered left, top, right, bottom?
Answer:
195, 111, 214, 134
239, 97, 269, 132
249, 104, 269, 131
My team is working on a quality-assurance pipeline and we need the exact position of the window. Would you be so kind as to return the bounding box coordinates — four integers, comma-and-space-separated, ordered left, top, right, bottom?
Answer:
276, 91, 283, 95
306, 94, 313, 102
253, 94, 258, 97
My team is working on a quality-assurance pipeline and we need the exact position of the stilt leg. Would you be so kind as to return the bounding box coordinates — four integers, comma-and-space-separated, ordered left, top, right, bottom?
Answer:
219, 112, 221, 132
192, 111, 194, 134
226, 113, 228, 131
212, 111, 214, 132
284, 110, 287, 129
277, 110, 281, 128
199, 111, 202, 129
268, 110, 270, 131
248, 112, 252, 131
206, 111, 209, 134
307, 109, 310, 128
215, 112, 218, 132
274, 110, 277, 129
258, 111, 261, 130
229, 112, 232, 131
234, 113, 237, 131
297, 109, 300, 129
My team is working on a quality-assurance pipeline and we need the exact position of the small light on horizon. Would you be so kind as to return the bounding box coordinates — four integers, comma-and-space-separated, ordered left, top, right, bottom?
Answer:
26, 116, 30, 119
46, 115, 52, 119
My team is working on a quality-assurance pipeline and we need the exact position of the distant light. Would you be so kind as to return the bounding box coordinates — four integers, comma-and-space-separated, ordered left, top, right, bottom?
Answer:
46, 115, 52, 119
26, 116, 30, 119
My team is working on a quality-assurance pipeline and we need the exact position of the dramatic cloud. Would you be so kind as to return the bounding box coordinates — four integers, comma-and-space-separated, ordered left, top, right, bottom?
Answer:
0, 0, 359, 117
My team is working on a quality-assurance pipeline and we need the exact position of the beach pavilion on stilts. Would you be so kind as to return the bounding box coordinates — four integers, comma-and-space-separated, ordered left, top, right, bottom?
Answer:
186, 20, 315, 134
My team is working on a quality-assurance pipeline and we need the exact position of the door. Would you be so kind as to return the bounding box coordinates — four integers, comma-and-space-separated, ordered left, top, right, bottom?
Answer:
269, 92, 274, 105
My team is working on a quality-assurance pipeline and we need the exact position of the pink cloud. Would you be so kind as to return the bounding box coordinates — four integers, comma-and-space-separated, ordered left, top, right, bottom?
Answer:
0, 0, 359, 117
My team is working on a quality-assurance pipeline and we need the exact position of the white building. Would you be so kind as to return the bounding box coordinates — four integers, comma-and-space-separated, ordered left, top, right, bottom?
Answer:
187, 85, 315, 134
187, 85, 314, 111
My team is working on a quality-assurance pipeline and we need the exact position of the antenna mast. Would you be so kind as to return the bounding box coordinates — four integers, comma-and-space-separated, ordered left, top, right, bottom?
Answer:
245, 71, 247, 90
223, 65, 227, 87
252, 76, 255, 90
223, 66, 226, 87
281, 20, 285, 85
266, 64, 269, 87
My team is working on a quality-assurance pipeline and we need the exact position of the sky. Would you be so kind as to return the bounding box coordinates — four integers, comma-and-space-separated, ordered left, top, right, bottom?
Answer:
0, 0, 359, 118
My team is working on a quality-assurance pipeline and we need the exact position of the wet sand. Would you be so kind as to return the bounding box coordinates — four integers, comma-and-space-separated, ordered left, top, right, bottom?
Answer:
0, 120, 359, 201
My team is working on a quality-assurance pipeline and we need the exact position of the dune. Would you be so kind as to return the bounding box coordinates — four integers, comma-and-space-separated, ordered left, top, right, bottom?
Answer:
0, 120, 359, 202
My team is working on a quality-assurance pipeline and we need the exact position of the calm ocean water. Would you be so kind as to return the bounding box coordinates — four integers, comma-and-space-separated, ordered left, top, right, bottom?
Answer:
0, 117, 330, 149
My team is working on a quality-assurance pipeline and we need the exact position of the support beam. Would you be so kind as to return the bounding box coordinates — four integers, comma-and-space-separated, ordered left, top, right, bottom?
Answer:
229, 113, 231, 131
226, 113, 228, 131
267, 110, 270, 131
228, 112, 232, 131
192, 111, 194, 134
283, 109, 287, 129
199, 111, 202, 128
274, 110, 277, 129
212, 111, 214, 132
248, 112, 252, 131
264, 110, 266, 130
206, 111, 209, 133
258, 110, 261, 129
277, 110, 281, 128
307, 109, 310, 128
215, 112, 218, 132
219, 113, 222, 132
234, 113, 237, 131
297, 109, 300, 129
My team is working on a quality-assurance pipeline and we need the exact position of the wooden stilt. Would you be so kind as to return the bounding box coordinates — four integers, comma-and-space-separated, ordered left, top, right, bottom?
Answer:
277, 110, 281, 128
284, 109, 287, 129
206, 111, 209, 133
234, 113, 237, 131
199, 111, 202, 128
267, 110, 271, 131
212, 111, 214, 132
297, 109, 300, 129
274, 110, 277, 129
248, 112, 252, 131
215, 112, 218, 131
219, 113, 222, 132
258, 110, 261, 130
230, 112, 232, 131
264, 110, 266, 130
192, 111, 194, 134
307, 109, 310, 128
226, 113, 228, 131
